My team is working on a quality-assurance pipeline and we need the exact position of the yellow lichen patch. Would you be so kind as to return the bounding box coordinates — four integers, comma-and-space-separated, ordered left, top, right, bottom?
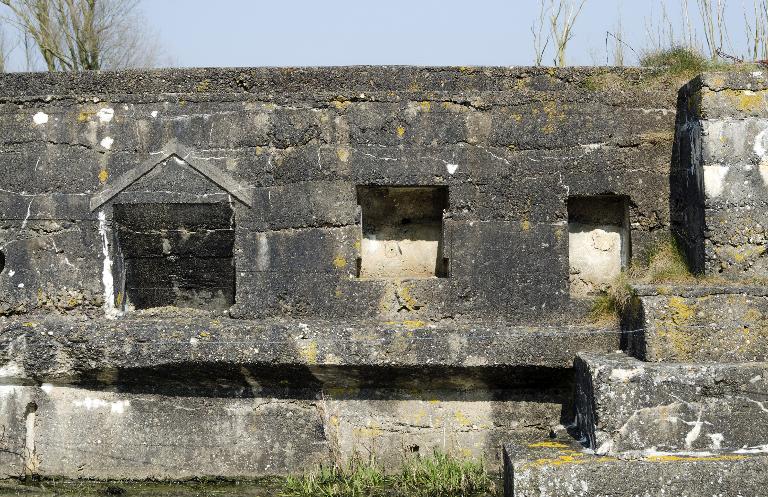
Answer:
454, 410, 472, 427
331, 99, 351, 111
541, 100, 566, 134
299, 341, 319, 364
419, 101, 432, 112
668, 296, 694, 322
22, 322, 38, 328
520, 219, 531, 231
334, 288, 343, 298
528, 441, 570, 449
333, 256, 347, 269
77, 111, 95, 122
98, 169, 109, 184
195, 79, 211, 93
402, 320, 426, 330
354, 424, 383, 439
354, 239, 361, 251
511, 114, 523, 122
336, 146, 350, 163
396, 125, 406, 138
397, 286, 420, 311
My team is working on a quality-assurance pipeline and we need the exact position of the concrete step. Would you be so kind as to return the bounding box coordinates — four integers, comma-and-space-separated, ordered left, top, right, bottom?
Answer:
630, 285, 768, 362
503, 439, 768, 497
575, 352, 768, 454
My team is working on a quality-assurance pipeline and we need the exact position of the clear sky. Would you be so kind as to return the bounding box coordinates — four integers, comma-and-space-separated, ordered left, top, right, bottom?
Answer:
4, 0, 763, 69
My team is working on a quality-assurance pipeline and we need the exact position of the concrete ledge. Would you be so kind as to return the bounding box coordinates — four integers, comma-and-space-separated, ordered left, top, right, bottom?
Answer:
0, 315, 621, 385
631, 287, 768, 362
503, 439, 768, 497
575, 352, 768, 454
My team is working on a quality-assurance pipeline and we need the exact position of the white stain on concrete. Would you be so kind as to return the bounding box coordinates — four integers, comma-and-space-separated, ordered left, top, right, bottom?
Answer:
74, 398, 130, 414
100, 136, 114, 150
96, 108, 114, 123
151, 110, 159, 118
257, 233, 270, 271
707, 433, 724, 450
0, 385, 21, 396
17, 283, 24, 288
0, 362, 22, 378
98, 210, 119, 319
40, 383, 54, 394
703, 164, 729, 198
32, 112, 49, 125
754, 127, 768, 157
609, 367, 644, 383
684, 411, 705, 448
7, 270, 14, 277
446, 163, 459, 175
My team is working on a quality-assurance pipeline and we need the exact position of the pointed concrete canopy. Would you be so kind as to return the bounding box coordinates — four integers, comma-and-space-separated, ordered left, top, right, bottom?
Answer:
89, 140, 252, 211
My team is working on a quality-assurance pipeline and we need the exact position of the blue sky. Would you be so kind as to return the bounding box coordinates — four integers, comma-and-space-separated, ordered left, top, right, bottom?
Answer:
4, 0, 764, 69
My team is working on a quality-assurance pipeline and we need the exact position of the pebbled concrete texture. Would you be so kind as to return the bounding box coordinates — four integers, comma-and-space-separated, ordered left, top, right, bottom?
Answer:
630, 285, 768, 362
0, 66, 679, 322
575, 352, 768, 455
676, 71, 768, 277
503, 439, 768, 497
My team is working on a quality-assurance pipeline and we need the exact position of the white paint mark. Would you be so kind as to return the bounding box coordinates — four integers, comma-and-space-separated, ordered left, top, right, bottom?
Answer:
100, 136, 114, 150
446, 163, 459, 175
707, 433, 724, 450
98, 211, 120, 319
703, 164, 729, 198
684, 410, 704, 448
40, 384, 53, 394
609, 367, 644, 382
96, 108, 114, 123
151, 110, 159, 118
32, 112, 48, 125
754, 127, 768, 157
73, 398, 129, 414
20, 200, 33, 229
735, 444, 768, 454
257, 233, 270, 271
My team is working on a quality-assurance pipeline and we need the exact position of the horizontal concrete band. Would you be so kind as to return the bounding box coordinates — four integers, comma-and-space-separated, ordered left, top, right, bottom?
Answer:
575, 352, 768, 454
0, 316, 620, 385
503, 440, 768, 497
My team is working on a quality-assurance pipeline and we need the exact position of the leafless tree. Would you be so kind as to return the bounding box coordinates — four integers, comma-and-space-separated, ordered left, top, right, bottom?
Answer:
695, 0, 731, 59
548, 0, 587, 67
1, 0, 162, 71
745, 0, 768, 61
532, 0, 550, 66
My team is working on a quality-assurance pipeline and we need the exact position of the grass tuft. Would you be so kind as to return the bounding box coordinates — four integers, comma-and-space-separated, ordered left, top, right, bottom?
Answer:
397, 451, 494, 497
281, 451, 495, 497
638, 46, 743, 77
634, 236, 694, 283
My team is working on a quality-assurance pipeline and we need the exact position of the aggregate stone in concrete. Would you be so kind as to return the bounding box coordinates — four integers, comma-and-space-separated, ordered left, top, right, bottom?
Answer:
575, 352, 768, 455
503, 439, 768, 497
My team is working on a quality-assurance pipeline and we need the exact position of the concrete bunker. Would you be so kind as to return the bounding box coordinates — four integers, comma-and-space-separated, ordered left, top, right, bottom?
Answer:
356, 186, 449, 279
113, 203, 235, 311
568, 195, 630, 297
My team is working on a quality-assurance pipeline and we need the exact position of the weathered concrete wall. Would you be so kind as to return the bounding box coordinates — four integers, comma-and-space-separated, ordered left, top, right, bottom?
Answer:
0, 67, 679, 322
675, 72, 768, 277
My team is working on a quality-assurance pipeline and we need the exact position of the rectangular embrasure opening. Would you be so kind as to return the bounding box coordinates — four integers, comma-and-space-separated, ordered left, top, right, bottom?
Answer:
113, 203, 235, 311
357, 186, 448, 279
568, 196, 630, 297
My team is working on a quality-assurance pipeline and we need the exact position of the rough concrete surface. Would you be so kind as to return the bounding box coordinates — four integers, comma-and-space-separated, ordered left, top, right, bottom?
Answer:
575, 352, 768, 455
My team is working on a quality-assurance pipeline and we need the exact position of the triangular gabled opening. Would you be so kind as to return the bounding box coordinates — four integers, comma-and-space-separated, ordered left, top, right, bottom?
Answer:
89, 140, 252, 211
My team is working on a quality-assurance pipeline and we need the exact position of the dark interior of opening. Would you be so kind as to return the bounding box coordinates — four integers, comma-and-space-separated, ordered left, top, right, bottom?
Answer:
356, 186, 449, 278
0, 250, 4, 274
567, 195, 629, 227
113, 203, 235, 311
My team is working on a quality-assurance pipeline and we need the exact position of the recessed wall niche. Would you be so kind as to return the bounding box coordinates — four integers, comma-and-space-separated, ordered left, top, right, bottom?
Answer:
113, 203, 235, 311
568, 195, 630, 297
357, 186, 448, 279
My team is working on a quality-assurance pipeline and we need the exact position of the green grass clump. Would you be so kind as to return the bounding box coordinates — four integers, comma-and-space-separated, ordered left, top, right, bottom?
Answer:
397, 451, 494, 497
640, 46, 711, 75
635, 236, 694, 283
281, 451, 495, 497
590, 272, 634, 324
282, 455, 385, 497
